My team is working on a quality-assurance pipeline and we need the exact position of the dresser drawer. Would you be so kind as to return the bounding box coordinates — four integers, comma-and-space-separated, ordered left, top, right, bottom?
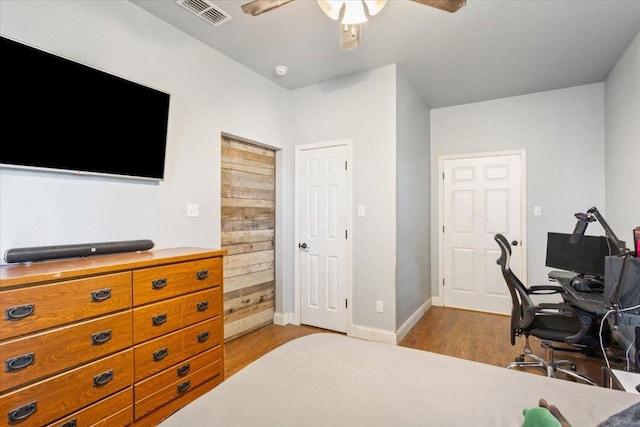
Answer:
0, 349, 133, 427
133, 298, 182, 344
134, 360, 222, 421
45, 387, 133, 427
133, 329, 184, 382
134, 346, 222, 402
1, 311, 132, 393
0, 272, 131, 340
182, 317, 222, 361
133, 258, 222, 305
182, 288, 221, 327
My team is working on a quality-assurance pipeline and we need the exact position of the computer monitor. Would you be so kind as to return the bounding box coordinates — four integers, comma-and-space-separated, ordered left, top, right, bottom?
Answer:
545, 232, 617, 282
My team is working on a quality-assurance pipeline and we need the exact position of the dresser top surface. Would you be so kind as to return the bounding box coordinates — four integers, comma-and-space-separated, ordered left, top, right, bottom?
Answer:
0, 247, 226, 288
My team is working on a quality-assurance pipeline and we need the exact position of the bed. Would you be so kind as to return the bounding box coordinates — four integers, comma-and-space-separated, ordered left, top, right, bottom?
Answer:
159, 333, 639, 426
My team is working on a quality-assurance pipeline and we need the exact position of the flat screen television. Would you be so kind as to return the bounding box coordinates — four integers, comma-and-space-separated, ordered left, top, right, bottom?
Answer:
0, 35, 170, 180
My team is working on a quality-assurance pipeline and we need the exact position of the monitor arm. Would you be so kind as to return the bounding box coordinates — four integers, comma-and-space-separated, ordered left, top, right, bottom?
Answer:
581, 207, 629, 256
577, 207, 634, 320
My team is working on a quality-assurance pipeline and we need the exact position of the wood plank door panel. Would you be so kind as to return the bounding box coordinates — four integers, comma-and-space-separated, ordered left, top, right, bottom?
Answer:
221, 137, 276, 341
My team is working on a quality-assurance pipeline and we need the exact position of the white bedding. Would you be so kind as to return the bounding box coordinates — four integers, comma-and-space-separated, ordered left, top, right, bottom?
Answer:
159, 333, 639, 426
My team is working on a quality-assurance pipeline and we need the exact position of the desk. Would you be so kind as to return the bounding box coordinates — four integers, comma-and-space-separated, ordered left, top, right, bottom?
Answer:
603, 368, 640, 394
548, 270, 608, 315
549, 270, 639, 372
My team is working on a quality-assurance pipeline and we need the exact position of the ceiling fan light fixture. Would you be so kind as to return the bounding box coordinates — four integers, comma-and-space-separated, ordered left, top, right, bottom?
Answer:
341, 1, 368, 25
363, 0, 387, 16
317, 0, 342, 21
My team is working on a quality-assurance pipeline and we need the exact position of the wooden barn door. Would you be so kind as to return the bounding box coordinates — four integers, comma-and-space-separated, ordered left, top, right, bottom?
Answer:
221, 136, 276, 341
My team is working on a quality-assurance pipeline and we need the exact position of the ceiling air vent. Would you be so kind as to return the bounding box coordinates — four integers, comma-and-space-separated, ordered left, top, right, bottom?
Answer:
176, 0, 232, 27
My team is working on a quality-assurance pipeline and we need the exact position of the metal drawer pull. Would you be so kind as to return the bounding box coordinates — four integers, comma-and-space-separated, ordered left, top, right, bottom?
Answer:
152, 278, 167, 289
91, 330, 112, 345
91, 288, 112, 302
8, 401, 37, 424
93, 369, 113, 387
196, 270, 209, 280
197, 331, 209, 343
177, 380, 191, 393
153, 347, 168, 361
196, 301, 209, 312
5, 304, 34, 321
5, 353, 35, 372
59, 419, 77, 427
152, 314, 167, 326
177, 363, 190, 376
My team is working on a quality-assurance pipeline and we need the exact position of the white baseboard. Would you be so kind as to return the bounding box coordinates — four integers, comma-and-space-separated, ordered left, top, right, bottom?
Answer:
349, 324, 397, 345
276, 299, 432, 345
395, 297, 432, 344
273, 311, 298, 326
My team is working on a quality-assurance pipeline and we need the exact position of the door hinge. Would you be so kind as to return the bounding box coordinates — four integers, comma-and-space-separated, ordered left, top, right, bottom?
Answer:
442, 172, 445, 180
345, 161, 348, 170
345, 230, 348, 239
443, 278, 445, 287
442, 225, 445, 233
345, 299, 348, 308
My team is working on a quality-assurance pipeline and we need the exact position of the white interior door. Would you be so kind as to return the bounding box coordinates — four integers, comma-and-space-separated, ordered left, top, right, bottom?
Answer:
297, 143, 348, 332
442, 153, 524, 314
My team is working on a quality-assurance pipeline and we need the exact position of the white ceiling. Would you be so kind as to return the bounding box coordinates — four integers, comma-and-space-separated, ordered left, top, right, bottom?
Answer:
131, 0, 640, 108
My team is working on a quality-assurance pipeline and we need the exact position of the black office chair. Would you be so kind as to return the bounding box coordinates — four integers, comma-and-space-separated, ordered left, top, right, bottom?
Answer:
494, 233, 605, 385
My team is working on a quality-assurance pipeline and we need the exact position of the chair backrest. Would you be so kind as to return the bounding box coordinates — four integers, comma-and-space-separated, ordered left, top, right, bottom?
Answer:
494, 233, 536, 345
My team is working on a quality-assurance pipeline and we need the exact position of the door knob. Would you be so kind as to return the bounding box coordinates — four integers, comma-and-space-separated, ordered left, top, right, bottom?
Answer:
298, 243, 308, 249
511, 240, 519, 246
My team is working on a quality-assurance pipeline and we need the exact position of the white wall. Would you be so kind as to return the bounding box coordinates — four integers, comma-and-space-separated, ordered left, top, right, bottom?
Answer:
431, 84, 606, 295
605, 32, 640, 241
290, 65, 398, 333
0, 1, 292, 311
395, 69, 431, 327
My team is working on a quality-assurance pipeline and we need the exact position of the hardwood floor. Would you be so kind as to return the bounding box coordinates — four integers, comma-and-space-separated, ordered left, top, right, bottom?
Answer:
224, 323, 333, 377
224, 306, 624, 385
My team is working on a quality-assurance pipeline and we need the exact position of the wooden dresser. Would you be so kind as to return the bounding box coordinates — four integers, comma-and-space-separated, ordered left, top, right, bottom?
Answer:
0, 247, 226, 426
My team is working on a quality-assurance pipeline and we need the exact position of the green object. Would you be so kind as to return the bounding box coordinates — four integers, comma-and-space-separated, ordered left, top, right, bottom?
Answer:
522, 407, 562, 427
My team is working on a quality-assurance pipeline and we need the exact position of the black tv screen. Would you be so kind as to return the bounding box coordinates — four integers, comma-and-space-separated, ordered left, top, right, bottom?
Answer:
0, 36, 170, 180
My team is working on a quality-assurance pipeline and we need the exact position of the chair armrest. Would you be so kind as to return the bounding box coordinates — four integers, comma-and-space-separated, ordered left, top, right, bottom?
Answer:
529, 303, 579, 318
562, 305, 596, 344
530, 303, 595, 344
527, 285, 564, 295
535, 302, 574, 312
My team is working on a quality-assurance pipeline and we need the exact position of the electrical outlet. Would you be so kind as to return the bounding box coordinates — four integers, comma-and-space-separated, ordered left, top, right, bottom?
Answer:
186, 203, 199, 218
376, 300, 383, 313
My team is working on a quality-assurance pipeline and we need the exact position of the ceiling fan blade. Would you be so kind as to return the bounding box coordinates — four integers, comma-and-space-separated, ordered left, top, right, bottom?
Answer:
241, 0, 296, 16
411, 0, 467, 13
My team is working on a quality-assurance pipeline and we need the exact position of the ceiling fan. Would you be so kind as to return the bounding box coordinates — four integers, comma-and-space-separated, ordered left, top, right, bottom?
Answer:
240, 0, 467, 50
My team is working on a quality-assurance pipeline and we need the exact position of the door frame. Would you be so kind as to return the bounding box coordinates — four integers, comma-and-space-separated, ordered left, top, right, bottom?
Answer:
294, 139, 353, 333
437, 149, 527, 308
